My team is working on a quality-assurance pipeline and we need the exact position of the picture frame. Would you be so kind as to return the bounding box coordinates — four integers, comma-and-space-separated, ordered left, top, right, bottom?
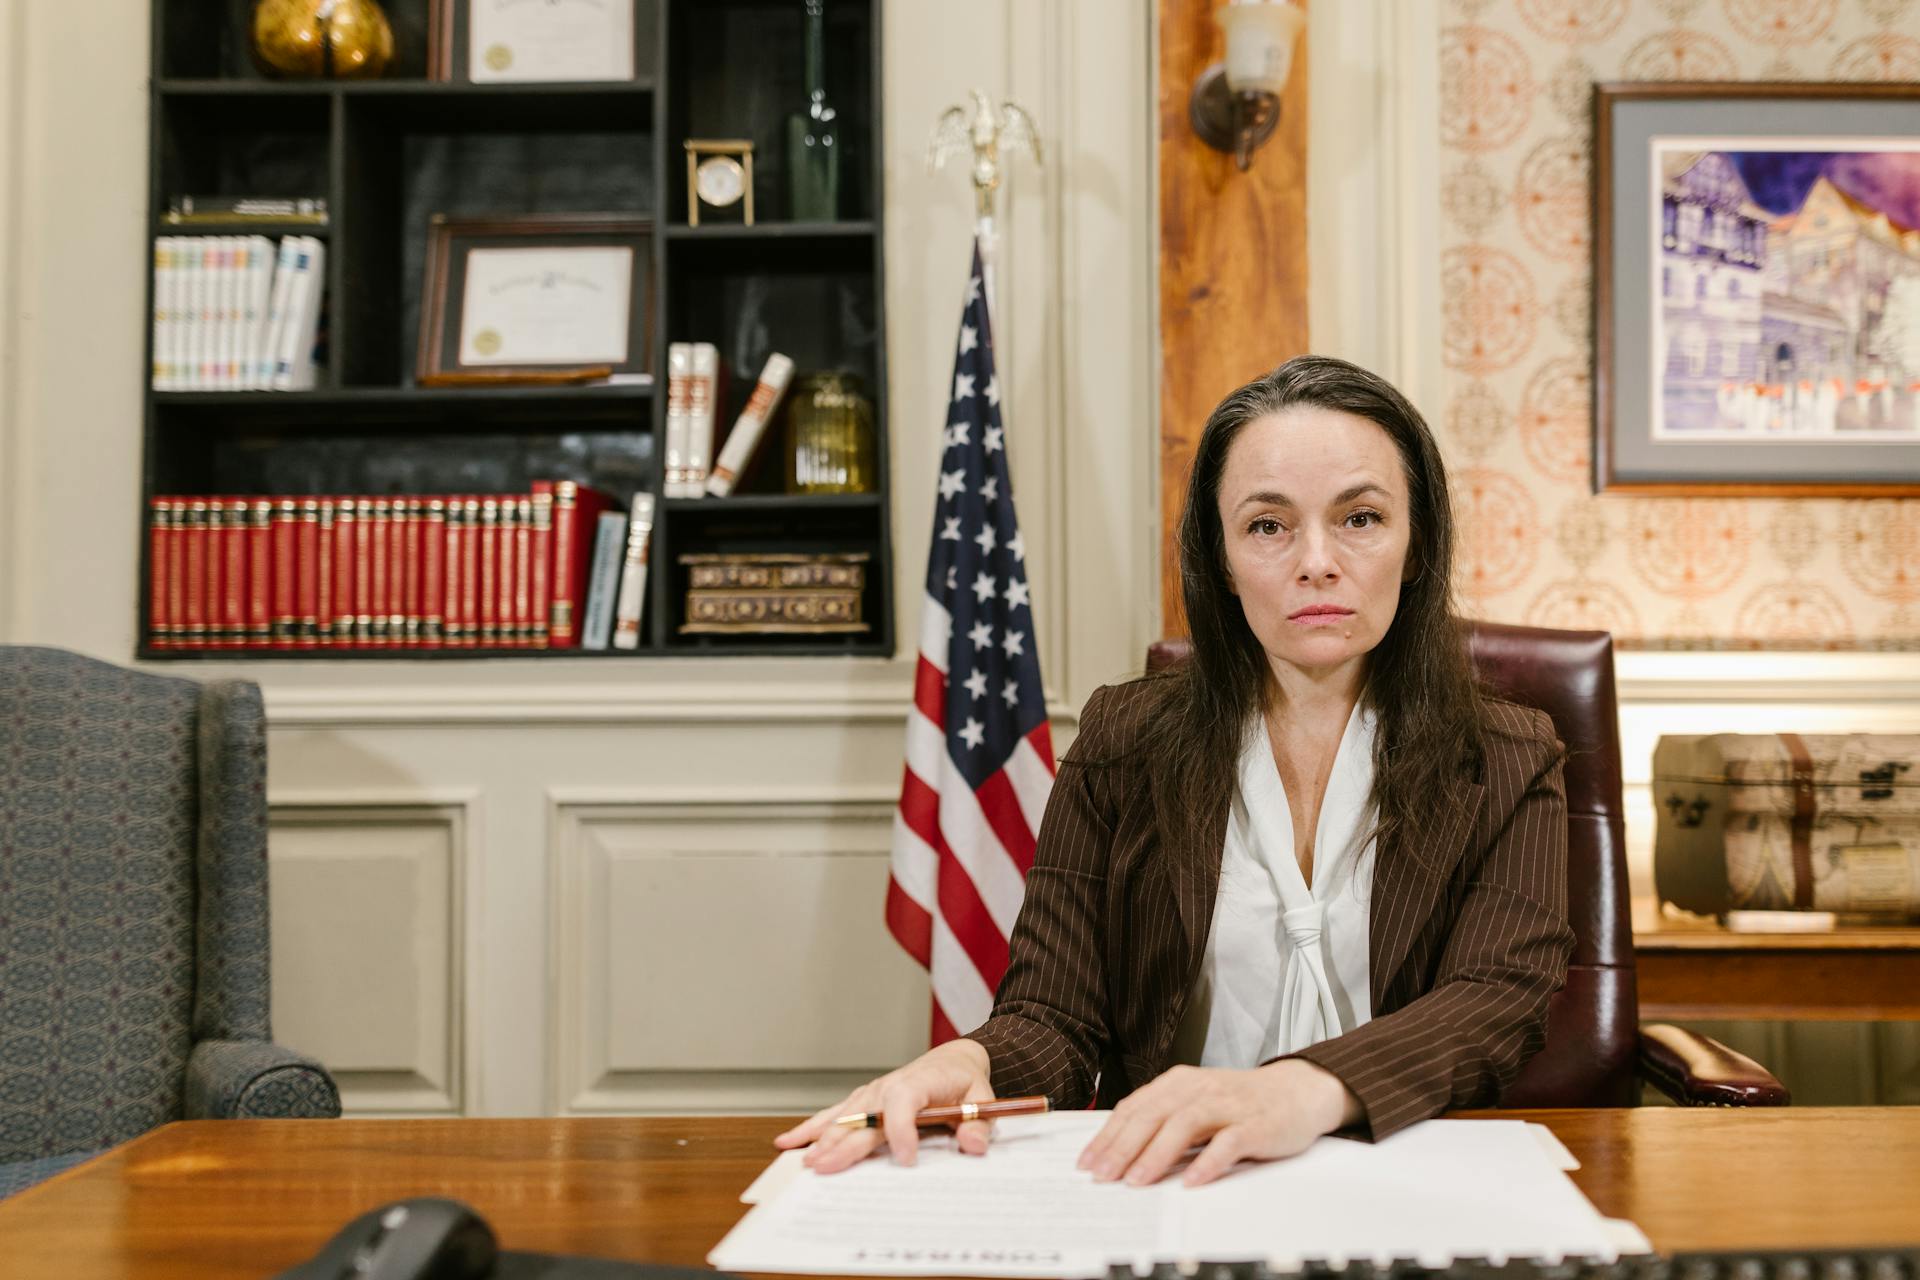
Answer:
427, 0, 641, 84
1594, 82, 1920, 496
416, 213, 654, 386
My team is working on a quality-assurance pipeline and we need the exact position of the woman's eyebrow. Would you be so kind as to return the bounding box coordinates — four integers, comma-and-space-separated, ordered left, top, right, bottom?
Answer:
1233, 481, 1389, 513
1233, 489, 1294, 512
1334, 482, 1390, 505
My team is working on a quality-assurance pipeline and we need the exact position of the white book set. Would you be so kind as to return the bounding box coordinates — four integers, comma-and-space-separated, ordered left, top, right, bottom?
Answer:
150, 235, 327, 391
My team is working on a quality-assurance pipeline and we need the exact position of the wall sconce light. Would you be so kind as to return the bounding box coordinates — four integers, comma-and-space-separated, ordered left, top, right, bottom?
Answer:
1188, 0, 1304, 172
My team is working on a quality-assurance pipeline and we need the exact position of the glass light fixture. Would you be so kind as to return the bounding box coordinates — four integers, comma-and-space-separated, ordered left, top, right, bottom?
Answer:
1189, 0, 1305, 171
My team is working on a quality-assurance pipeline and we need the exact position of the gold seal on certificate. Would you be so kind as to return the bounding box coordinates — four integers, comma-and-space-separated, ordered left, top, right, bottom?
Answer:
417, 214, 655, 385
465, 0, 635, 84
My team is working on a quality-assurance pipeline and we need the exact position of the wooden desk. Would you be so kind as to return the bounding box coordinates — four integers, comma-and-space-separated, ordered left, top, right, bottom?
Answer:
1632, 898, 1920, 1021
1, 1110, 1917, 1278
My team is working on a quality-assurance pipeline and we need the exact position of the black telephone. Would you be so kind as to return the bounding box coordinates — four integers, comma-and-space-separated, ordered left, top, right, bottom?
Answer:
275, 1197, 738, 1280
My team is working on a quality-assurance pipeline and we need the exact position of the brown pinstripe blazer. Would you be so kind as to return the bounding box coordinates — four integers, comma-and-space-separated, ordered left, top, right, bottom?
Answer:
965, 677, 1574, 1140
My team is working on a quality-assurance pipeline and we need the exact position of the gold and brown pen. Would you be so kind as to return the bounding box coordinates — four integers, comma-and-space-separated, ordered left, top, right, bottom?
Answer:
833, 1096, 1052, 1130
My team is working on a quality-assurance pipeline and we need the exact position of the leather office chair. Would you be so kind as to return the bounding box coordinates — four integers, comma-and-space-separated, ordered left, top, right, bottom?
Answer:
0, 647, 341, 1199
1146, 621, 1789, 1108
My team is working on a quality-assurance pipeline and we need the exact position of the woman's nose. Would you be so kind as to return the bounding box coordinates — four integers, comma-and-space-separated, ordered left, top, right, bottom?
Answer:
1295, 528, 1339, 582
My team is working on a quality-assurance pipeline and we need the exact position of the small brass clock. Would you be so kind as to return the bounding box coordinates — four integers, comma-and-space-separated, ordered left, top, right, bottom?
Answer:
685, 139, 755, 226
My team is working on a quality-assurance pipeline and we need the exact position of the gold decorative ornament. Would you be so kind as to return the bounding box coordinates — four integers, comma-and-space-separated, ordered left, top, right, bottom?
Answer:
251, 0, 395, 80
786, 371, 875, 495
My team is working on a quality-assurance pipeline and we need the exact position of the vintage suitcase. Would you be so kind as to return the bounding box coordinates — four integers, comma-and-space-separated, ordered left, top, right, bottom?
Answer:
1652, 733, 1920, 919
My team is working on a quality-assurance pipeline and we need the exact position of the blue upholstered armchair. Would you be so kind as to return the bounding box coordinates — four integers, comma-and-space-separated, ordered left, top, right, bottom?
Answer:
0, 646, 340, 1198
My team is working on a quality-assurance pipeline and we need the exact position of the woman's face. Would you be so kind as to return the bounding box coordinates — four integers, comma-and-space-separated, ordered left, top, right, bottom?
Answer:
1215, 406, 1414, 686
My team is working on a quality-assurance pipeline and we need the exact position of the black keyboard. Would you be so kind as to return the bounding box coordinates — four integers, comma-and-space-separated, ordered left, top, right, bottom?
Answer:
1107, 1249, 1920, 1280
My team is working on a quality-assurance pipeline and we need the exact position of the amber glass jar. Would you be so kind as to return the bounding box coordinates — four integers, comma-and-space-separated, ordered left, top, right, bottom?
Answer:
786, 372, 876, 494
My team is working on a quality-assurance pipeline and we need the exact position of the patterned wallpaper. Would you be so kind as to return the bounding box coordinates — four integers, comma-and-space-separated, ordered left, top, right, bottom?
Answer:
1437, 0, 1920, 649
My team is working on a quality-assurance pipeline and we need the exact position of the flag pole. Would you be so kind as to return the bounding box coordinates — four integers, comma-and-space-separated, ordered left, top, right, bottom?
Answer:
977, 211, 998, 330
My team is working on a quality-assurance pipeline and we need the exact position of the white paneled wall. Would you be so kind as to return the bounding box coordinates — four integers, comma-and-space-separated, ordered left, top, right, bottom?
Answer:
549, 792, 924, 1113
271, 799, 472, 1113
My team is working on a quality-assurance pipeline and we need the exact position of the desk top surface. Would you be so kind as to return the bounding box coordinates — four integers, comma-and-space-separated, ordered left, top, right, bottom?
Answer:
1, 1109, 1917, 1279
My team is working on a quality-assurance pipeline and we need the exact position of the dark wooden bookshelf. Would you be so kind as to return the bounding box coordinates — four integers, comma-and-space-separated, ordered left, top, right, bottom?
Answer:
138, 0, 892, 662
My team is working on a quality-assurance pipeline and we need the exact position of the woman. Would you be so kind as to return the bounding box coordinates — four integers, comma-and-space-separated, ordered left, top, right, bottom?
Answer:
778, 355, 1573, 1187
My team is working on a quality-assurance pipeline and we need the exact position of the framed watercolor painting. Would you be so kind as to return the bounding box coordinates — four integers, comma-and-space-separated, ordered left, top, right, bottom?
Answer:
1594, 83, 1920, 495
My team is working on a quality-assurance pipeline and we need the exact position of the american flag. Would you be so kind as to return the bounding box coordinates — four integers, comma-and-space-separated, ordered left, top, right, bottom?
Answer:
887, 241, 1056, 1046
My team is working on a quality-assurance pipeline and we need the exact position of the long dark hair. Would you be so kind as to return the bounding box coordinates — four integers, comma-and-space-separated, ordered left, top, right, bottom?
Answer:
1143, 355, 1486, 859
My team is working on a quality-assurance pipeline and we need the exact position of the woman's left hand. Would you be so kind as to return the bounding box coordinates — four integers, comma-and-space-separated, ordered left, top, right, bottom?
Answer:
1076, 1059, 1362, 1187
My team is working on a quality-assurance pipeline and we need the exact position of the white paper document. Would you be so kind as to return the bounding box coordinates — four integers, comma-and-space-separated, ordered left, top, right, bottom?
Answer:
709, 1114, 1626, 1278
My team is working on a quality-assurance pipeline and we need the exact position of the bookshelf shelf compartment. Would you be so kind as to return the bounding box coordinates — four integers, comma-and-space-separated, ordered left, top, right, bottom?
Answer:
141, 0, 890, 661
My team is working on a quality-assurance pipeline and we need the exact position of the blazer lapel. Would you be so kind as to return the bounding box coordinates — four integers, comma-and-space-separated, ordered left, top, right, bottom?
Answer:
1367, 774, 1486, 1010
1165, 780, 1231, 1014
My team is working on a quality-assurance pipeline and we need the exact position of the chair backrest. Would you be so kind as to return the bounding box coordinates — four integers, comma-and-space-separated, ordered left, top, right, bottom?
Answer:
1144, 619, 1638, 1108
0, 647, 274, 1162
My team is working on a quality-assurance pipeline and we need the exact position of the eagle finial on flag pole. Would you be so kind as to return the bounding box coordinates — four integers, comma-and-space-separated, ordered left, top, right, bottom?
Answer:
928, 90, 1042, 313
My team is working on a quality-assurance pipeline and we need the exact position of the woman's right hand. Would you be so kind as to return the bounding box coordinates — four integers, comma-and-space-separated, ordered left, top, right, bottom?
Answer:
772, 1037, 996, 1173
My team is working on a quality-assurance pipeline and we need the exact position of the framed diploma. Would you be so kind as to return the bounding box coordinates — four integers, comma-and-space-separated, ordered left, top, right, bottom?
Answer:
417, 214, 654, 385
430, 0, 640, 84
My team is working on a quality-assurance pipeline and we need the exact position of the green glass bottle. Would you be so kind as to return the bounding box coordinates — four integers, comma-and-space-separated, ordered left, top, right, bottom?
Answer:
786, 0, 840, 221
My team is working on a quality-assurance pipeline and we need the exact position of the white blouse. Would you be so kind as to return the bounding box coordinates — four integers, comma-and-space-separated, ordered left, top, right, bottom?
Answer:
1170, 699, 1379, 1068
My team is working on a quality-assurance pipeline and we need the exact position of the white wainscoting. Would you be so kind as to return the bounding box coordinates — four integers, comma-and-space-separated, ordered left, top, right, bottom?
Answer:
548, 789, 929, 1114
268, 795, 475, 1114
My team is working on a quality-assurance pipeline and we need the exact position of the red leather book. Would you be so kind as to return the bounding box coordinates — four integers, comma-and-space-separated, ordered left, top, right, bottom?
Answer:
205, 498, 224, 649
226, 499, 249, 650
494, 496, 516, 648
350, 497, 372, 646
148, 498, 171, 650
368, 497, 392, 646
443, 496, 466, 648
313, 498, 334, 648
183, 498, 208, 650
162, 499, 186, 651
477, 497, 500, 648
202, 498, 226, 649
400, 497, 422, 647
459, 496, 481, 648
270, 499, 297, 649
548, 481, 614, 648
528, 482, 553, 649
246, 499, 272, 650
421, 497, 447, 648
513, 496, 533, 648
295, 498, 320, 649
335, 497, 360, 648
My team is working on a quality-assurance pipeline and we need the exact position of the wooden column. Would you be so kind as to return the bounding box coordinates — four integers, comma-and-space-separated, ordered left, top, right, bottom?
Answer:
1157, 0, 1311, 638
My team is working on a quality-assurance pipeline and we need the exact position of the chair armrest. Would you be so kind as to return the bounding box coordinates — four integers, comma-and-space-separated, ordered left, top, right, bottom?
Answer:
186, 1039, 343, 1120
1637, 1022, 1790, 1107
